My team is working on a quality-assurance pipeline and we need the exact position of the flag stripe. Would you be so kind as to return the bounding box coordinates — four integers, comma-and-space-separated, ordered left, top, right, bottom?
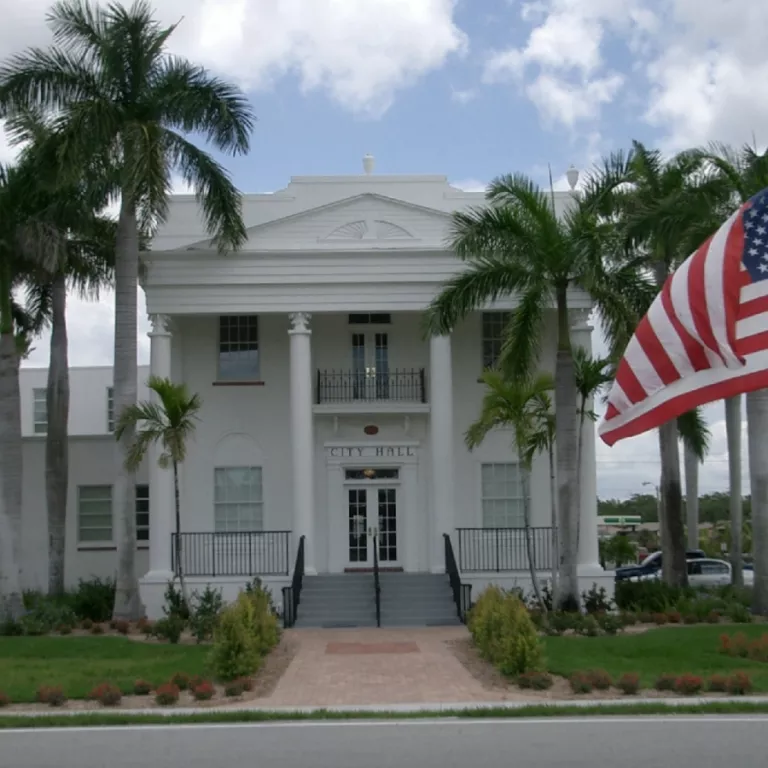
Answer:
688, 236, 727, 366
634, 314, 680, 386
660, 278, 711, 371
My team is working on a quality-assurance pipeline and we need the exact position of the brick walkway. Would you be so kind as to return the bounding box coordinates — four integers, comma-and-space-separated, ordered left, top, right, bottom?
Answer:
257, 626, 504, 707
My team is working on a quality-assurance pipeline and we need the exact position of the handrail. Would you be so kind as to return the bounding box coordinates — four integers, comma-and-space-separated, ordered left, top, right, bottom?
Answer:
281, 535, 305, 628
372, 532, 381, 628
444, 533, 472, 624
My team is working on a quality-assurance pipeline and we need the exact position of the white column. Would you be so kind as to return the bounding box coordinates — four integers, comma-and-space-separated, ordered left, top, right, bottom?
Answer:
571, 310, 602, 572
146, 314, 175, 578
429, 334, 455, 572
289, 312, 316, 574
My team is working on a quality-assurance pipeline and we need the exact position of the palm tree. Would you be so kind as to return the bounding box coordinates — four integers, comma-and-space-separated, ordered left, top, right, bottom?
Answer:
116, 375, 201, 607
465, 370, 555, 609
678, 409, 711, 551
426, 173, 654, 609
0, 0, 255, 618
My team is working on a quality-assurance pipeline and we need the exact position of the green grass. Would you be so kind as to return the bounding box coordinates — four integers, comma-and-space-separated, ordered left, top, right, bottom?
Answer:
0, 637, 209, 702
3, 701, 768, 728
544, 624, 768, 689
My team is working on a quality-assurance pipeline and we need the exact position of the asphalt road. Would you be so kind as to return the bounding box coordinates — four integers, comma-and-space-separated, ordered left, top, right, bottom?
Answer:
3, 716, 768, 768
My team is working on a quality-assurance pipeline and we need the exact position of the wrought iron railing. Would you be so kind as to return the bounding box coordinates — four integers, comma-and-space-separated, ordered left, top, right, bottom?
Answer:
282, 535, 305, 628
171, 531, 291, 577
373, 532, 382, 628
444, 533, 472, 623
456, 527, 553, 572
316, 368, 426, 404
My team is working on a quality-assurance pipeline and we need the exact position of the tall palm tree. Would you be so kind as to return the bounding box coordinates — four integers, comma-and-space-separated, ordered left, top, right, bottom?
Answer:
116, 375, 201, 607
0, 0, 255, 618
426, 173, 655, 609
677, 409, 711, 551
465, 370, 555, 609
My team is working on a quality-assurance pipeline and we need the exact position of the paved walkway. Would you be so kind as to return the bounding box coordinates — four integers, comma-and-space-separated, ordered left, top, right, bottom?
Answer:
256, 626, 500, 708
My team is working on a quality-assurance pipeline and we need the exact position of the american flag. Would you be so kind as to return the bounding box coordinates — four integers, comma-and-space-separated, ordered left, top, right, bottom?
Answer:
599, 186, 768, 446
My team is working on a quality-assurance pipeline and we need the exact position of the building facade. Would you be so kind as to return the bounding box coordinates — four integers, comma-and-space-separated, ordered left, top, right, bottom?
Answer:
19, 161, 608, 621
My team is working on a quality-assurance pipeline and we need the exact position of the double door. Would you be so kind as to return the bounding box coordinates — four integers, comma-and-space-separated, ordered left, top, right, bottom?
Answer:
351, 332, 389, 400
347, 486, 398, 566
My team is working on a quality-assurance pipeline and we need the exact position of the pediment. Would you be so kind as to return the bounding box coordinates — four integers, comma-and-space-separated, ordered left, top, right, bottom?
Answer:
183, 193, 452, 252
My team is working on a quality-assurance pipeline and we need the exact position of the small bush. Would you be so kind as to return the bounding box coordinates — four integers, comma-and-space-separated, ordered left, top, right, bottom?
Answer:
619, 611, 637, 626
617, 673, 640, 695
674, 674, 703, 695
726, 672, 753, 696
89, 683, 122, 707
138, 619, 154, 636
90, 623, 105, 635
569, 673, 593, 694
682, 614, 698, 625
654, 674, 677, 692
133, 679, 153, 696
517, 671, 553, 690
163, 581, 190, 622
224, 679, 245, 697
726, 603, 752, 624
57, 623, 73, 635
0, 691, 10, 707
170, 672, 191, 691
153, 616, 185, 644
586, 669, 612, 691
37, 686, 67, 707
707, 674, 728, 693
582, 585, 613, 615
637, 611, 654, 624
548, 612, 578, 635
720, 632, 752, 658
574, 615, 600, 637
596, 613, 623, 636
154, 683, 180, 706
71, 577, 115, 622
665, 610, 681, 624
188, 585, 224, 643
113, 619, 130, 635
235, 676, 254, 692
81, 618, 93, 630
706, 610, 721, 624
652, 612, 669, 626
192, 680, 215, 701
0, 618, 23, 636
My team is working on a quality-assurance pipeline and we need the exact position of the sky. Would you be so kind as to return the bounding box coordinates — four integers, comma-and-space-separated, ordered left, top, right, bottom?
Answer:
1, 0, 766, 501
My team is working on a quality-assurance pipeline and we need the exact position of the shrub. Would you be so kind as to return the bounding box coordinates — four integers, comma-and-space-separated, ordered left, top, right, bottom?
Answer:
582, 585, 613, 615
574, 615, 601, 637
654, 674, 677, 692
674, 674, 703, 695
71, 577, 115, 622
637, 611, 654, 624
682, 614, 698, 625
720, 632, 751, 658
586, 669, 612, 691
37, 686, 67, 707
90, 623, 104, 635
706, 610, 721, 624
81, 618, 93, 630
596, 613, 623, 636
726, 672, 753, 696
113, 619, 130, 635
468, 586, 544, 677
614, 580, 690, 613
548, 612, 578, 635
665, 610, 681, 624
0, 618, 23, 636
517, 671, 553, 690
192, 681, 215, 701
170, 672, 191, 691
747, 635, 768, 663
188, 585, 224, 643
652, 612, 669, 625
224, 679, 245, 697
726, 603, 752, 624
235, 676, 254, 692
163, 581, 190, 622
707, 674, 728, 693
89, 683, 122, 707
153, 616, 185, 644
57, 623, 73, 635
617, 673, 641, 695
133, 679, 153, 696
569, 673, 593, 694
619, 611, 637, 626
138, 619, 154, 636
0, 691, 9, 707
154, 683, 180, 706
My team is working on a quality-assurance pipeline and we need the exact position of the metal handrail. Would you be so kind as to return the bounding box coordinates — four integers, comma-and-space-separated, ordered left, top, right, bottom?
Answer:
373, 532, 381, 628
282, 535, 305, 628
444, 533, 472, 623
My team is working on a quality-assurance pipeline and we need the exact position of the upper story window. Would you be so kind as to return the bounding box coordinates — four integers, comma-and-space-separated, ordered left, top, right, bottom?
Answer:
348, 313, 391, 325
482, 312, 511, 370
33, 388, 47, 434
107, 387, 114, 432
218, 315, 259, 381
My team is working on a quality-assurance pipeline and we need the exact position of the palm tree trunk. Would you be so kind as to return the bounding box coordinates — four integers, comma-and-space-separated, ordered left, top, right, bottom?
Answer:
684, 441, 699, 551
548, 443, 559, 599
111, 193, 143, 620
172, 459, 189, 607
46, 273, 69, 595
522, 470, 545, 611
747, 389, 768, 615
575, 400, 585, 552
554, 294, 579, 610
725, 395, 743, 587
658, 421, 688, 586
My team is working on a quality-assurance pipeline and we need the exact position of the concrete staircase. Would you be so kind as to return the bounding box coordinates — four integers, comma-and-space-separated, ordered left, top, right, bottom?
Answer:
293, 572, 461, 629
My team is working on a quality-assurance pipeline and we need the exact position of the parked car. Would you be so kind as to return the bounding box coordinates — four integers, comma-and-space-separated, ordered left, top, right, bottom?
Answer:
642, 558, 754, 587
614, 549, 707, 582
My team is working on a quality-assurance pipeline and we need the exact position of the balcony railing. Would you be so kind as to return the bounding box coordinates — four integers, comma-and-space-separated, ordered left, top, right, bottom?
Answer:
171, 531, 292, 577
316, 369, 426, 404
456, 527, 553, 572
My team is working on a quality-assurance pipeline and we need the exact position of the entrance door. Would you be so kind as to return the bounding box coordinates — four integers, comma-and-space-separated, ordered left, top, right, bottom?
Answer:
347, 486, 398, 565
351, 332, 389, 400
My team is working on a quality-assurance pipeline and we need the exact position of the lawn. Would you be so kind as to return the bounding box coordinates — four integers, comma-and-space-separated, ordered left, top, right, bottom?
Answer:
544, 624, 768, 690
0, 636, 209, 702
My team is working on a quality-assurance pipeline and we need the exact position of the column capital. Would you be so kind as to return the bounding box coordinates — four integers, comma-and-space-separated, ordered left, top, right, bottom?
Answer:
148, 314, 172, 337
288, 312, 312, 335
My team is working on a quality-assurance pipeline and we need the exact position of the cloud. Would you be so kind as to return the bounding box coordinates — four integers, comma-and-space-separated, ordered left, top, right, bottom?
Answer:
449, 178, 488, 193
450, 87, 477, 105
0, 0, 467, 120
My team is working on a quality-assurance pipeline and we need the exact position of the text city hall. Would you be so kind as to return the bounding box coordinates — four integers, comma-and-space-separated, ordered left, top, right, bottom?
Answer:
326, 446, 416, 458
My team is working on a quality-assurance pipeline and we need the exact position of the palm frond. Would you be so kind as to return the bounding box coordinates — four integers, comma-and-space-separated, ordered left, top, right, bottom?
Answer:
498, 281, 547, 381
677, 408, 711, 462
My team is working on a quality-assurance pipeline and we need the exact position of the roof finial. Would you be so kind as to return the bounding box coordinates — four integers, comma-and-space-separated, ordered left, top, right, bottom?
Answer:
363, 153, 375, 174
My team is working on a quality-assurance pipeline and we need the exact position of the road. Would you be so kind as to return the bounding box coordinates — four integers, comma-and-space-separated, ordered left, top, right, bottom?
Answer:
2, 715, 768, 768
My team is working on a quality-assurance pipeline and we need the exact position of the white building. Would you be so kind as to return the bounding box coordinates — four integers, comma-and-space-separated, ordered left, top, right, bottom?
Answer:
19, 159, 608, 624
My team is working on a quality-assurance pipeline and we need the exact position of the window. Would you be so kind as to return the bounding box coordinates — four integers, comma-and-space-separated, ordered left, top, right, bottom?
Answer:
214, 467, 264, 532
33, 388, 47, 434
348, 313, 391, 325
481, 463, 527, 528
78, 486, 113, 543
107, 387, 114, 432
136, 484, 149, 542
481, 312, 510, 370
218, 315, 259, 380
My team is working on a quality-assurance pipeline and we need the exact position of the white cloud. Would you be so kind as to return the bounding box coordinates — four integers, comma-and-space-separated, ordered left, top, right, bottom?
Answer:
449, 178, 487, 193
0, 0, 467, 119
450, 87, 477, 105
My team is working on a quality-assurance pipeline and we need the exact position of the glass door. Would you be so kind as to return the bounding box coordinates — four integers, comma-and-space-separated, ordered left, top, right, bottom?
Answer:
347, 486, 398, 565
351, 333, 389, 400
